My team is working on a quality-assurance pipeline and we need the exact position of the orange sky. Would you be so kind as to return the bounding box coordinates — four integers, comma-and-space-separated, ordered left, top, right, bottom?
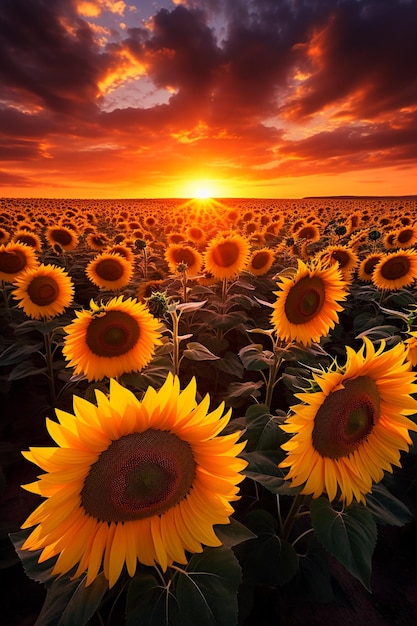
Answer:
0, 0, 416, 199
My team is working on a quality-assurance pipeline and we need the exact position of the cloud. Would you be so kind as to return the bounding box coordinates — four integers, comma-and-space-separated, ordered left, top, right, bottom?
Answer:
0, 0, 416, 195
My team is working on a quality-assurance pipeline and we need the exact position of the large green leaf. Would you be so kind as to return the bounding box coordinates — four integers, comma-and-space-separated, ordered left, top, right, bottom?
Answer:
58, 574, 108, 626
183, 342, 219, 361
238, 344, 274, 371
310, 498, 377, 590
244, 403, 285, 452
175, 546, 242, 626
242, 450, 292, 494
214, 518, 257, 547
242, 510, 299, 587
126, 572, 180, 626
366, 483, 413, 526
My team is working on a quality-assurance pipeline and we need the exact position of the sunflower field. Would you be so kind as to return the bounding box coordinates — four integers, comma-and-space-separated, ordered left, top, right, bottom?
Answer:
1, 196, 417, 625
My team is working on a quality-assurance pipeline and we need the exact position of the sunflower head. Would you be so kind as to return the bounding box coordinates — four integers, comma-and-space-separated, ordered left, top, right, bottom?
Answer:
86, 252, 134, 291
203, 233, 250, 280
12, 263, 74, 320
372, 250, 417, 290
63, 296, 162, 381
280, 338, 417, 505
271, 259, 348, 346
21, 374, 247, 587
0, 242, 39, 282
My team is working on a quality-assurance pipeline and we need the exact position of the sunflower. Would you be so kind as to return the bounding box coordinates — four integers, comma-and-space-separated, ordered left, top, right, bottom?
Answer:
86, 252, 134, 291
86, 232, 110, 251
13, 228, 42, 251
394, 225, 417, 248
321, 245, 359, 280
294, 224, 321, 242
0, 242, 39, 282
271, 259, 347, 346
405, 331, 417, 367
12, 264, 74, 320
0, 227, 10, 245
371, 249, 417, 290
357, 253, 383, 282
280, 338, 417, 505
46, 225, 79, 252
137, 279, 165, 302
63, 296, 162, 381
246, 248, 275, 276
165, 244, 203, 276
203, 233, 250, 280
20, 375, 247, 588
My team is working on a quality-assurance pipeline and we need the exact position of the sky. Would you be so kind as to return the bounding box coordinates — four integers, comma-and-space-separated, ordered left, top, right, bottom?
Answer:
0, 0, 416, 199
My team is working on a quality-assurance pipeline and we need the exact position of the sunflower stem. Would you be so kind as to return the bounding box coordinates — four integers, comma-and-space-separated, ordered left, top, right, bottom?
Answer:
280, 492, 305, 541
1, 280, 10, 309
44, 330, 57, 407
170, 308, 181, 377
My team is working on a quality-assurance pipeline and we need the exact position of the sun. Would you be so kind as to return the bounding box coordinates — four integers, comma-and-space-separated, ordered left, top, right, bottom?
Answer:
194, 187, 211, 200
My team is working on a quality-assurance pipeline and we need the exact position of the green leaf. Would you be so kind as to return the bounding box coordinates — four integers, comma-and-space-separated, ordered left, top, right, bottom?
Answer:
298, 538, 334, 604
175, 546, 242, 626
57, 574, 108, 626
126, 572, 180, 626
310, 498, 377, 590
366, 483, 413, 526
0, 341, 43, 366
8, 361, 48, 381
175, 300, 207, 313
244, 403, 284, 452
183, 342, 219, 361
243, 510, 299, 586
238, 344, 274, 371
242, 450, 291, 494
213, 351, 244, 377
226, 380, 263, 400
206, 311, 247, 331
10, 529, 58, 586
36, 576, 82, 626
214, 518, 257, 547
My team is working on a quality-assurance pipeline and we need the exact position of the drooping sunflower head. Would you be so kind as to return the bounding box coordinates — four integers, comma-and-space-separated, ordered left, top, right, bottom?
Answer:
371, 249, 417, 291
62, 296, 162, 381
203, 233, 250, 280
165, 244, 203, 276
271, 258, 348, 346
12, 263, 74, 320
86, 252, 134, 291
280, 338, 417, 505
0, 242, 39, 282
21, 374, 247, 587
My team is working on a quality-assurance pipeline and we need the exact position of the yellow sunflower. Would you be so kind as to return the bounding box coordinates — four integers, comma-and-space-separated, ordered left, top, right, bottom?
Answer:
246, 248, 275, 276
62, 296, 162, 381
13, 229, 42, 251
20, 375, 247, 588
357, 253, 383, 282
405, 331, 417, 367
12, 264, 74, 320
86, 252, 134, 291
271, 259, 347, 346
46, 225, 79, 252
280, 338, 417, 505
321, 245, 359, 280
371, 249, 417, 290
0, 241, 39, 282
165, 244, 203, 276
203, 233, 250, 280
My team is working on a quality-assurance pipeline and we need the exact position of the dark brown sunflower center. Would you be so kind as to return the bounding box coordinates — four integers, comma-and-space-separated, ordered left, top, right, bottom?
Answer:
50, 229, 73, 246
0, 250, 27, 274
81, 430, 196, 522
172, 248, 197, 267
397, 229, 413, 244
212, 241, 239, 267
312, 376, 380, 459
252, 251, 270, 269
86, 310, 140, 356
380, 256, 410, 280
284, 276, 325, 324
27, 275, 59, 305
331, 250, 350, 267
364, 257, 380, 275
95, 258, 124, 281
16, 234, 37, 247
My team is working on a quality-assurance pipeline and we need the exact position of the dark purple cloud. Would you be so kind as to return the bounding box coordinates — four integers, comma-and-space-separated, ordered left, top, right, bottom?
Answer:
0, 0, 416, 193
